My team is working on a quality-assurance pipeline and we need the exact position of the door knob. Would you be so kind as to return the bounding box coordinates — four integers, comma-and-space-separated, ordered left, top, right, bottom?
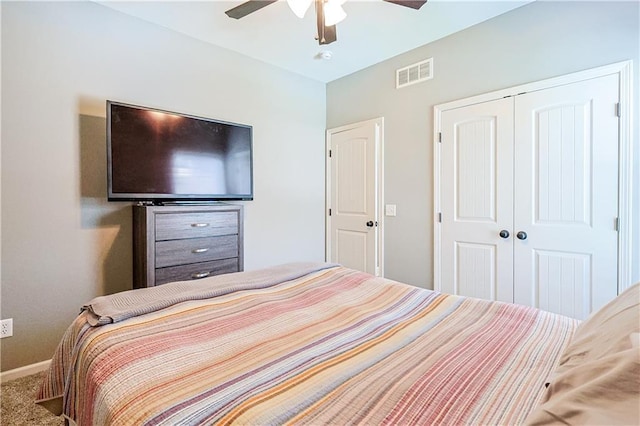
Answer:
366, 221, 374, 228
516, 231, 528, 240
499, 230, 510, 239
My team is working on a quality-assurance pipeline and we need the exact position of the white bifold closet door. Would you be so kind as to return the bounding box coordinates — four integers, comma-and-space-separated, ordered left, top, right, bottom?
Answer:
440, 97, 515, 303
440, 73, 620, 320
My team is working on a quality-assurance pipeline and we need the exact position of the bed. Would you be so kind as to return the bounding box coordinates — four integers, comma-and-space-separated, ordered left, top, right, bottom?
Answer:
36, 263, 639, 425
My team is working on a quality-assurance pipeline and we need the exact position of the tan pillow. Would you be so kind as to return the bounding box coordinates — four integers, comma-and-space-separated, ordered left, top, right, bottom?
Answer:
526, 283, 640, 425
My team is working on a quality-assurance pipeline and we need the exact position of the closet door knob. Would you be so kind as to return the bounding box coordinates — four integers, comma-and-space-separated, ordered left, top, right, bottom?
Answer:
366, 221, 374, 228
516, 231, 528, 240
499, 230, 510, 239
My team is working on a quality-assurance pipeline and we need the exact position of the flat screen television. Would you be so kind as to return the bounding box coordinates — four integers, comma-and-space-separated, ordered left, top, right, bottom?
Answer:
107, 101, 253, 202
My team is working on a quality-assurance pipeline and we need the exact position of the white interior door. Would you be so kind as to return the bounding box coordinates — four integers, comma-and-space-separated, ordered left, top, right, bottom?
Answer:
327, 119, 382, 275
440, 98, 514, 302
513, 74, 620, 318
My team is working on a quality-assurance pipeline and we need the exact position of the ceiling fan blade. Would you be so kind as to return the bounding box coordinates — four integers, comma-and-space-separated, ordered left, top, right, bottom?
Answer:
225, 0, 278, 19
383, 0, 427, 10
315, 0, 337, 45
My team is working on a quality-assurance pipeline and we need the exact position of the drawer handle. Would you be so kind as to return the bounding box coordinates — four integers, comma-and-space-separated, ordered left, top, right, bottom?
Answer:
192, 248, 209, 254
191, 223, 210, 228
191, 271, 211, 279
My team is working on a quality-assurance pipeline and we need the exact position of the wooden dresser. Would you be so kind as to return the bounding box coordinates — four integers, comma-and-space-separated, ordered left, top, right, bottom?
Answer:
133, 204, 243, 288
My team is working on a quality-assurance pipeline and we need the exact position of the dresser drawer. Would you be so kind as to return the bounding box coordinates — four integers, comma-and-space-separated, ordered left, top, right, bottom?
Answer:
155, 235, 238, 268
155, 258, 239, 285
155, 211, 238, 241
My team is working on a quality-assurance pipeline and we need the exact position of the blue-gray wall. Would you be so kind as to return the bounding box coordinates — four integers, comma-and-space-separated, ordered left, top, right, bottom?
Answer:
1, 1, 326, 371
327, 1, 640, 289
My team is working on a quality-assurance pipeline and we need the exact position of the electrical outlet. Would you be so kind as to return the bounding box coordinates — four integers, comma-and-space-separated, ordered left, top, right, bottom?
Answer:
1, 319, 13, 338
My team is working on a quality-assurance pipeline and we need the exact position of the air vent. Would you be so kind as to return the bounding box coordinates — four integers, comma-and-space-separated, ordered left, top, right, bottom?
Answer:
396, 58, 433, 89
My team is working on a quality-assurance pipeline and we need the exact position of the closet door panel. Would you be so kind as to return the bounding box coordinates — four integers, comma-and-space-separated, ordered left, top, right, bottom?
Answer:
440, 98, 514, 302
513, 74, 620, 319
535, 250, 591, 319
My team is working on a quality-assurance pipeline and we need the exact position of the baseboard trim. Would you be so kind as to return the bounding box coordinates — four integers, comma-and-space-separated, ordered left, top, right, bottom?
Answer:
1, 360, 51, 383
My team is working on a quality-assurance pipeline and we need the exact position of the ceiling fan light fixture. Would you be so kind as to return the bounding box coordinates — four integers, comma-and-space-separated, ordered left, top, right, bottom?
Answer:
323, 0, 347, 26
287, 0, 313, 18
225, 0, 426, 45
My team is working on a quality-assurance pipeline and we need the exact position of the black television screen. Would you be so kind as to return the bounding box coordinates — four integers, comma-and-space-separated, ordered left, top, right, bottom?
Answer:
107, 101, 253, 202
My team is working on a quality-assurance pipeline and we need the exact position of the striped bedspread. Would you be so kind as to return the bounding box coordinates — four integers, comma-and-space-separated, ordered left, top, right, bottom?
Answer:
37, 265, 578, 425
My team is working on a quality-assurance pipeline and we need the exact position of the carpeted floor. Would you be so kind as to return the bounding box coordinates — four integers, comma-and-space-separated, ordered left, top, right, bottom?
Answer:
1, 372, 64, 425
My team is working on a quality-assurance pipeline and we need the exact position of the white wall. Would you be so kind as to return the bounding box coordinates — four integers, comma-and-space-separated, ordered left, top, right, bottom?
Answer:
327, 1, 640, 289
0, 2, 326, 371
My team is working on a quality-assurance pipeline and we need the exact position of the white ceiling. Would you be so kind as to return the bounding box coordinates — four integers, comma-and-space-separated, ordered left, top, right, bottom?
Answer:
98, 0, 532, 83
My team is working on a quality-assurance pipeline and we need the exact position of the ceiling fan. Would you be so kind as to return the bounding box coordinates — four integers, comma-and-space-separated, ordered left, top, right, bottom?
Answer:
225, 0, 427, 45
